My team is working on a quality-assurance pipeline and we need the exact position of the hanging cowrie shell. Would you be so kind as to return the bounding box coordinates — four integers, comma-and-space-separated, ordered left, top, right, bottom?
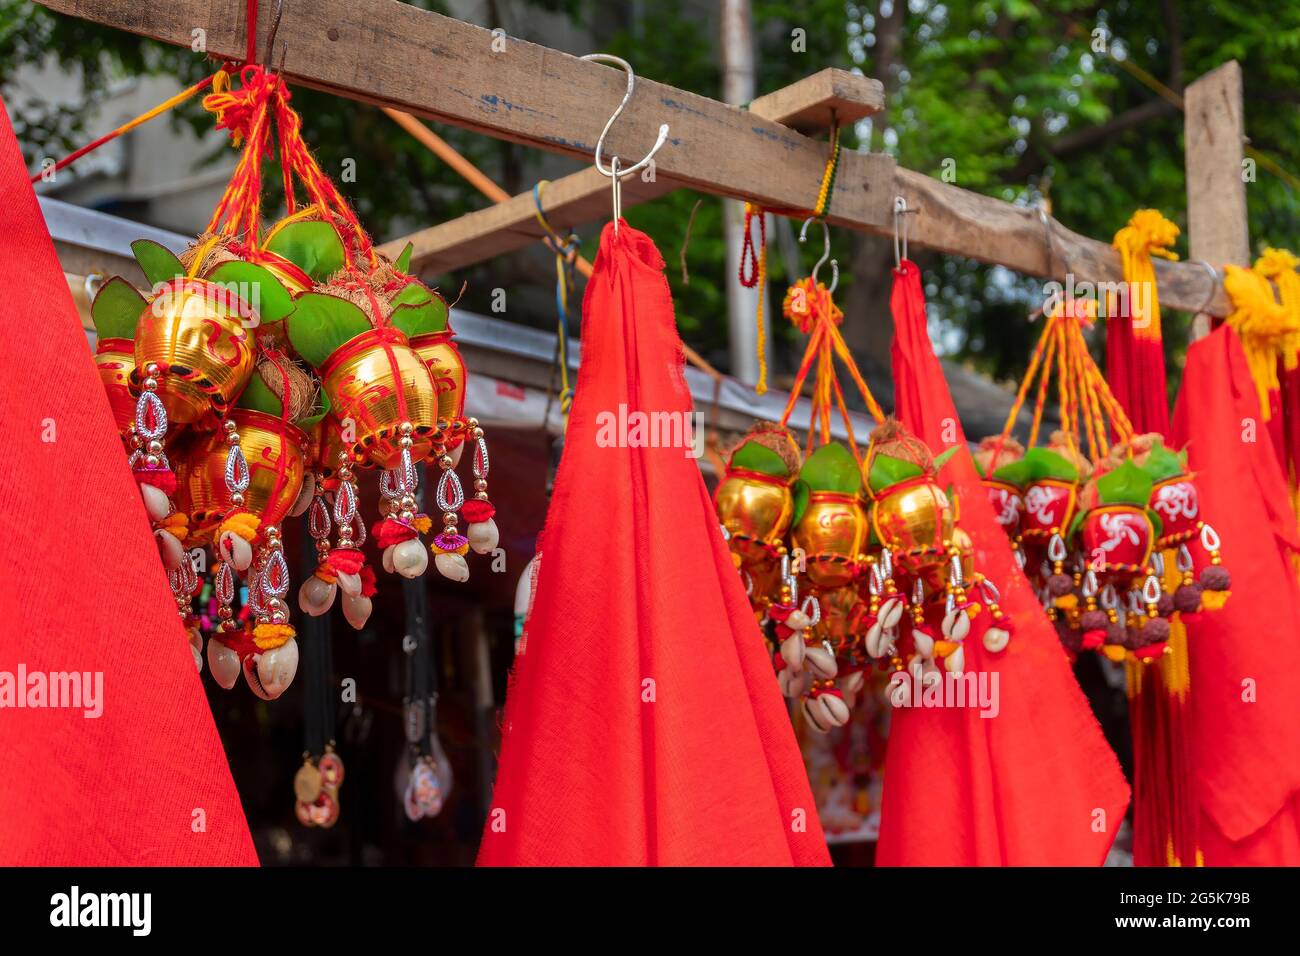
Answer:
778, 667, 811, 699
803, 644, 838, 679
382, 544, 396, 574
392, 539, 429, 579
819, 693, 851, 727
190, 643, 203, 672
249, 638, 299, 700
140, 483, 172, 523
784, 609, 812, 631
802, 696, 831, 734
983, 626, 1010, 653
155, 528, 185, 570
298, 575, 336, 616
944, 645, 966, 675
840, 670, 866, 696
467, 518, 499, 555
912, 629, 935, 659
879, 596, 905, 629
342, 591, 373, 630
780, 634, 806, 671
449, 443, 465, 470
865, 620, 889, 659
289, 472, 316, 518
207, 638, 241, 690
434, 551, 470, 582
942, 607, 971, 641
219, 531, 253, 572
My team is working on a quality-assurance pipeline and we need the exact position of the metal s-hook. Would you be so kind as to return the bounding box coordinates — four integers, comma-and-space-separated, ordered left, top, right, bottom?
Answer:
799, 217, 838, 294
893, 196, 915, 269
581, 53, 670, 233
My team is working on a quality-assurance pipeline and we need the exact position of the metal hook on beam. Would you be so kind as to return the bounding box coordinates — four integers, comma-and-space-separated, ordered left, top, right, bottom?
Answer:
799, 216, 838, 294
580, 53, 670, 233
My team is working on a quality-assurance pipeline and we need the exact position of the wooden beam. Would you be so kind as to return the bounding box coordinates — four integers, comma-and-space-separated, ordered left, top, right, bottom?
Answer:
1184, 60, 1249, 335
893, 168, 1231, 317
37, 0, 893, 230
382, 68, 880, 274
746, 68, 883, 133
37, 0, 1232, 316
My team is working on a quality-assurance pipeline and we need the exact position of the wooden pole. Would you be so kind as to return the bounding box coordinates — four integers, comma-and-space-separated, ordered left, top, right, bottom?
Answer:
1184, 61, 1251, 338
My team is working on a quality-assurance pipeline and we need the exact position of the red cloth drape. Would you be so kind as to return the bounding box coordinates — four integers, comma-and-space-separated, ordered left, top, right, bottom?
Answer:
1171, 324, 1300, 864
0, 98, 257, 865
477, 221, 829, 866
877, 261, 1130, 865
1105, 299, 1171, 437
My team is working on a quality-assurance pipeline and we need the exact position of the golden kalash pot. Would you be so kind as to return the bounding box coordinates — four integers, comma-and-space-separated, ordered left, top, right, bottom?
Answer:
318, 327, 439, 470
715, 470, 795, 567
792, 492, 868, 589
94, 337, 137, 438
132, 277, 256, 425
182, 408, 310, 539
870, 476, 955, 575
409, 329, 467, 437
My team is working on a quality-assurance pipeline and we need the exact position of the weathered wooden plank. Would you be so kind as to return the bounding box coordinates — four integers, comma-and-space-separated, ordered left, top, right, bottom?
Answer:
36, 0, 894, 231
37, 0, 1230, 316
1184, 61, 1249, 335
380, 167, 672, 275
892, 168, 1231, 316
746, 68, 883, 133
381, 69, 877, 273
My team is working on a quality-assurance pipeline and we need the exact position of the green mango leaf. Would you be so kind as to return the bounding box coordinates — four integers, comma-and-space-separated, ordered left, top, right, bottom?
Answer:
1066, 508, 1086, 543
285, 293, 372, 368
1022, 446, 1079, 482
800, 442, 862, 495
131, 239, 185, 287
1095, 459, 1154, 507
264, 221, 347, 283
391, 282, 433, 307
90, 276, 147, 340
1138, 443, 1185, 483
729, 440, 789, 477
791, 479, 811, 526
991, 457, 1033, 488
933, 445, 962, 471
394, 242, 414, 274
973, 457, 986, 478
236, 371, 285, 415
389, 300, 448, 338
1146, 509, 1164, 540
867, 453, 924, 493
206, 260, 294, 324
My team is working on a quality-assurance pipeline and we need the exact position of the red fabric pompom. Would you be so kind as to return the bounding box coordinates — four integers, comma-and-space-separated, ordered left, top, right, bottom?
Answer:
359, 564, 378, 598
136, 468, 177, 495
373, 518, 418, 549
328, 548, 365, 576
462, 499, 496, 524
1081, 629, 1107, 650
